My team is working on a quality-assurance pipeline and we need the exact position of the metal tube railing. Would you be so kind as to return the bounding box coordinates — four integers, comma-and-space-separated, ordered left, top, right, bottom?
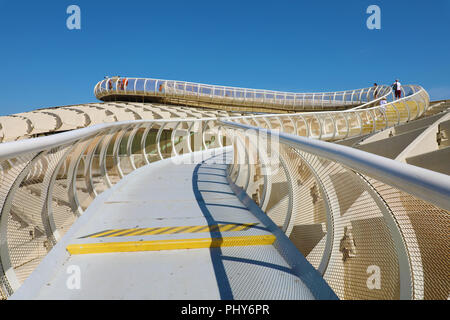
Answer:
221, 121, 450, 210
0, 77, 439, 299
225, 84, 429, 141
0, 118, 221, 299
94, 77, 392, 111
222, 121, 449, 300
0, 108, 447, 300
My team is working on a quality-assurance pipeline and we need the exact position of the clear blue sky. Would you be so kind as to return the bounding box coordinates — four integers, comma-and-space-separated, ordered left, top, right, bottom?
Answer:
0, 0, 449, 116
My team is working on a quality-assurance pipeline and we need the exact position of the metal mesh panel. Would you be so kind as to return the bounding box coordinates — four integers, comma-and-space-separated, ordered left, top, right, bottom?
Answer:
295, 117, 308, 137
50, 146, 79, 240
131, 127, 148, 168
142, 126, 160, 164
190, 122, 206, 153
204, 120, 221, 149
320, 115, 335, 137
76, 137, 103, 211
281, 117, 295, 134
105, 131, 122, 185
226, 119, 449, 300
334, 113, 348, 139
0, 119, 221, 299
90, 132, 113, 194
159, 126, 174, 159
4, 146, 71, 285
118, 127, 136, 176
226, 127, 450, 300
246, 156, 265, 207
0, 155, 36, 297
263, 156, 290, 229
228, 142, 240, 184
366, 178, 450, 300
233, 142, 249, 190
172, 122, 191, 156
279, 146, 328, 270
280, 145, 401, 299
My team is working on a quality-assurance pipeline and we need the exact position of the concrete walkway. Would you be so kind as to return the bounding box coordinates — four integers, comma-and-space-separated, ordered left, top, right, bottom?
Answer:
11, 148, 334, 300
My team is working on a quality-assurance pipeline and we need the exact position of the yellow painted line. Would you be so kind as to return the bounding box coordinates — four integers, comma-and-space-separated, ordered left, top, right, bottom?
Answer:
220, 224, 246, 232
220, 224, 241, 232
80, 223, 259, 239
166, 226, 193, 234
234, 223, 255, 231
66, 235, 276, 255
89, 229, 123, 238
124, 228, 159, 237
190, 226, 211, 233
139, 226, 176, 236
104, 228, 140, 238
175, 226, 204, 234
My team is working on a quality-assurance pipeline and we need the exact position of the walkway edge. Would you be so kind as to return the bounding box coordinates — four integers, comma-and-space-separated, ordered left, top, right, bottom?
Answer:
66, 235, 276, 255
226, 175, 339, 300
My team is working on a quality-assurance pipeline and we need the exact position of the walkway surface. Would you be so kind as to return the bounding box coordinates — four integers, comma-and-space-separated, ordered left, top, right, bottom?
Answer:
11, 148, 335, 300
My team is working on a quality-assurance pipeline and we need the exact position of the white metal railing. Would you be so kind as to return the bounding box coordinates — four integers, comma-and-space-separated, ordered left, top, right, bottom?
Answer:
0, 77, 440, 300
0, 118, 224, 299
93, 77, 429, 141
0, 108, 447, 300
222, 121, 449, 300
94, 77, 394, 111
225, 84, 429, 141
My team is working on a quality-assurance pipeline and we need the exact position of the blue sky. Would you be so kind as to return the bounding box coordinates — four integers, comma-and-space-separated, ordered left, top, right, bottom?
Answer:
0, 0, 449, 116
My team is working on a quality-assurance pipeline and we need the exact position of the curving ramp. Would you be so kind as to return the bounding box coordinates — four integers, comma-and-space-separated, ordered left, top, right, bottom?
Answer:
95, 77, 394, 112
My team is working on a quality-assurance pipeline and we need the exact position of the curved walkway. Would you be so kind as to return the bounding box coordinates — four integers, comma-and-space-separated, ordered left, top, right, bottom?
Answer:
10, 148, 336, 300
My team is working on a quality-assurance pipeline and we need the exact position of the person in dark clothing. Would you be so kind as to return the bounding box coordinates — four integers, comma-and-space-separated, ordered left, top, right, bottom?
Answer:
393, 79, 402, 100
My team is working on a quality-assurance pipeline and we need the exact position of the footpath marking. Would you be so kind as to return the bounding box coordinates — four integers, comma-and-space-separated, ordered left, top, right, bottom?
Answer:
67, 235, 276, 255
79, 223, 259, 239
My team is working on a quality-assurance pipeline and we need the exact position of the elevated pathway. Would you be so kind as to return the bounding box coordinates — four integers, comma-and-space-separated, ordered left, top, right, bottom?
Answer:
10, 148, 335, 300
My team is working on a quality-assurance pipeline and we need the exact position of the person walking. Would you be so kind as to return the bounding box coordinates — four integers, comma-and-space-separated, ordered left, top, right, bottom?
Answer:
393, 79, 402, 100
379, 97, 388, 118
122, 78, 128, 90
373, 83, 379, 99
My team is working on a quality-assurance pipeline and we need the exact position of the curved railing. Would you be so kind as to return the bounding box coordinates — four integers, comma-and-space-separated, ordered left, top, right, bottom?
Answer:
222, 121, 449, 300
0, 78, 442, 300
0, 117, 226, 299
94, 77, 395, 112
0, 109, 447, 300
226, 84, 429, 141
93, 77, 429, 140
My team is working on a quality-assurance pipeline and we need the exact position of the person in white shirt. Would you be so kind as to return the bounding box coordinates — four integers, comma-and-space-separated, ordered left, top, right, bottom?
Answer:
393, 80, 402, 100
379, 98, 388, 114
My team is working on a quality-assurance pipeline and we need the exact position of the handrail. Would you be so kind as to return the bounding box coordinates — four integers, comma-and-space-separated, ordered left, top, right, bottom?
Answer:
0, 79, 428, 144
350, 85, 393, 110
222, 120, 449, 300
0, 118, 215, 160
220, 121, 450, 211
0, 107, 447, 300
92, 76, 429, 141
230, 85, 426, 119
94, 77, 391, 112
0, 117, 223, 299
223, 84, 430, 141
